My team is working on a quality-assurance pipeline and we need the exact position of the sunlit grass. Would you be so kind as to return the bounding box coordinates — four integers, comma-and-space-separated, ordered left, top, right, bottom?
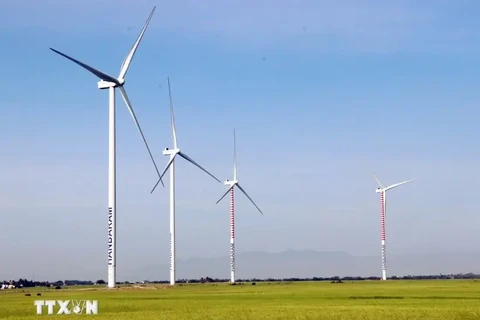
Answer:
1, 280, 480, 319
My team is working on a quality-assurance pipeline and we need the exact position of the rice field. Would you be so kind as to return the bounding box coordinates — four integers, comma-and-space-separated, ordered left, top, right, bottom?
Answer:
1, 280, 480, 319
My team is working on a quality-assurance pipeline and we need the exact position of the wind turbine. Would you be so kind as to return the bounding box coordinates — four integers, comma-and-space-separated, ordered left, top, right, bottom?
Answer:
150, 77, 221, 285
373, 175, 416, 281
215, 129, 263, 283
49, 7, 162, 289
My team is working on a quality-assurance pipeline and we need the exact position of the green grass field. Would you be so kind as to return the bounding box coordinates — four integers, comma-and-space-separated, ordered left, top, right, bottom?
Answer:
1, 280, 480, 319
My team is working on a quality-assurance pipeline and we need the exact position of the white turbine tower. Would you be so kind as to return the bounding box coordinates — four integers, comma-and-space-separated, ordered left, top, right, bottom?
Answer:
373, 175, 416, 281
215, 129, 263, 283
49, 7, 162, 289
151, 77, 221, 285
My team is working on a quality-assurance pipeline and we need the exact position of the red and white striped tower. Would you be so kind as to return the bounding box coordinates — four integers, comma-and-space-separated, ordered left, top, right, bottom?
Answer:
229, 187, 236, 283
380, 190, 387, 280
216, 129, 263, 284
374, 174, 415, 281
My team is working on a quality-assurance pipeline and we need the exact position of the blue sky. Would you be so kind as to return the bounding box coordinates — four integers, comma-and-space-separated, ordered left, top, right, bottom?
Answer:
1, 0, 480, 280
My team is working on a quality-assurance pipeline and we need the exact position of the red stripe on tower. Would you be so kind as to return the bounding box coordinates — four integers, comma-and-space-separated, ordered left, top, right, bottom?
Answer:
230, 188, 235, 239
380, 191, 385, 241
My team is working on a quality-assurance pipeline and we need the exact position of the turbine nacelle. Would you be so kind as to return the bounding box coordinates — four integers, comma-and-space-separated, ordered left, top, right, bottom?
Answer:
373, 175, 416, 193
98, 80, 119, 89
215, 130, 263, 215
163, 147, 180, 156
97, 77, 126, 89
149, 89, 221, 195
225, 179, 238, 187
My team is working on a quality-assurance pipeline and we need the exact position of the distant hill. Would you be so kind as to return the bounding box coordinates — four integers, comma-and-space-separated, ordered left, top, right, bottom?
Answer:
124, 250, 480, 281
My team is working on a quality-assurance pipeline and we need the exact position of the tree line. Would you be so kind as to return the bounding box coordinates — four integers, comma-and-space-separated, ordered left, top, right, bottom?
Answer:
2, 273, 479, 288
142, 273, 480, 284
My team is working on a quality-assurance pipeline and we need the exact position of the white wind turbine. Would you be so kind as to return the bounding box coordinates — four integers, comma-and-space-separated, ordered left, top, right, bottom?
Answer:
49, 7, 162, 289
373, 174, 416, 281
215, 129, 263, 283
150, 77, 221, 285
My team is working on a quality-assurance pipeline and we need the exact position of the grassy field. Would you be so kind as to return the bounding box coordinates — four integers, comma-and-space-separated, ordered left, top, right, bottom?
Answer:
1, 280, 480, 319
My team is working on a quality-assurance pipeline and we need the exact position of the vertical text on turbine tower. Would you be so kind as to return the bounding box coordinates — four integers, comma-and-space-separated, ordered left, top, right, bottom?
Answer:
108, 207, 113, 265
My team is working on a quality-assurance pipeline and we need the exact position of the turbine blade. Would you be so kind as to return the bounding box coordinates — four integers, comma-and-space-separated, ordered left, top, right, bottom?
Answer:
373, 174, 384, 188
118, 86, 164, 188
178, 152, 221, 183
216, 185, 234, 204
49, 48, 119, 84
385, 178, 416, 191
118, 6, 156, 79
236, 183, 263, 215
233, 129, 237, 181
151, 155, 177, 194
167, 77, 178, 149
150, 178, 162, 194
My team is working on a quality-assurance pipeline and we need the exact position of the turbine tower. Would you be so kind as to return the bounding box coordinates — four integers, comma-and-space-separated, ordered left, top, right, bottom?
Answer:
49, 7, 162, 289
374, 175, 416, 281
151, 77, 221, 285
216, 129, 263, 283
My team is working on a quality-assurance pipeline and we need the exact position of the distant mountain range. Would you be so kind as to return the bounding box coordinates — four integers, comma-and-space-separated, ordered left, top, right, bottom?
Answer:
122, 250, 480, 281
